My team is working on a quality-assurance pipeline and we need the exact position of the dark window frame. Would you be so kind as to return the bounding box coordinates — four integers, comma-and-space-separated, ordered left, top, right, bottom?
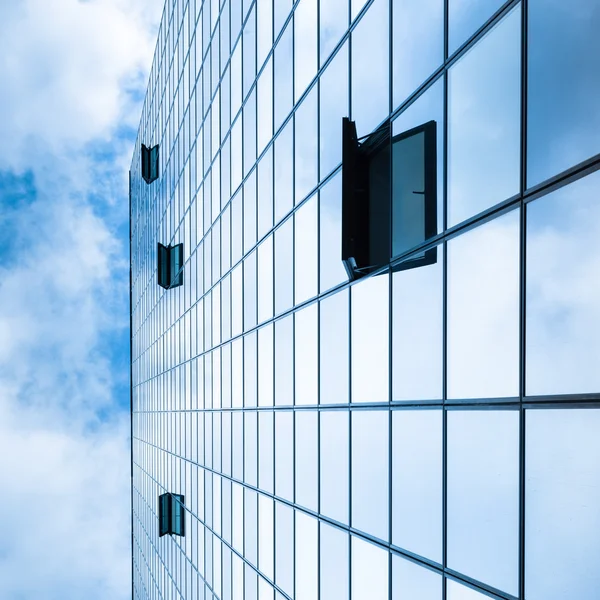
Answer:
158, 492, 185, 537
157, 243, 184, 290
142, 144, 160, 184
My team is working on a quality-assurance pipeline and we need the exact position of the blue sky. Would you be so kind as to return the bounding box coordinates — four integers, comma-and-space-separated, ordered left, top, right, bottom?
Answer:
0, 0, 163, 597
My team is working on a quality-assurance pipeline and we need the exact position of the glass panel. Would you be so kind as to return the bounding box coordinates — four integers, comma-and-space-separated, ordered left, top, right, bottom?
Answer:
319, 173, 348, 292
294, 0, 317, 102
319, 0, 348, 65
258, 410, 274, 494
392, 244, 443, 401
447, 410, 519, 595
243, 251, 257, 330
319, 289, 349, 405
294, 194, 318, 305
448, 6, 521, 227
319, 42, 349, 179
526, 171, 600, 396
244, 411, 257, 485
295, 410, 318, 511
526, 409, 600, 600
528, 0, 600, 186
351, 410, 389, 540
258, 324, 273, 406
446, 580, 491, 600
294, 87, 318, 203
392, 554, 442, 599
392, 0, 443, 107
392, 409, 442, 562
295, 304, 318, 405
244, 489, 258, 566
274, 120, 294, 223
295, 512, 318, 600
231, 189, 243, 264
351, 274, 389, 403
275, 410, 293, 501
274, 217, 293, 315
275, 502, 294, 597
258, 495, 274, 580
351, 537, 389, 600
231, 263, 243, 337
257, 57, 273, 155
258, 147, 274, 239
243, 7, 256, 99
274, 22, 293, 131
351, 0, 389, 137
244, 172, 257, 255
274, 314, 293, 406
243, 91, 257, 176
320, 524, 349, 600
447, 209, 520, 399
448, 0, 505, 55
320, 410, 349, 524
258, 236, 274, 324
257, 0, 273, 70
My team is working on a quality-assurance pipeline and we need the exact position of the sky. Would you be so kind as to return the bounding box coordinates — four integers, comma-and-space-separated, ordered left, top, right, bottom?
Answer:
0, 0, 163, 598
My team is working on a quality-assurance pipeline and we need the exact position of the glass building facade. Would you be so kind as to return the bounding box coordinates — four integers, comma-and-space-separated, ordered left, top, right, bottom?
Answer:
130, 0, 600, 599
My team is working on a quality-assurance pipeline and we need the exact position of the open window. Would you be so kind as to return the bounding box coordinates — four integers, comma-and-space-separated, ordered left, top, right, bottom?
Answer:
157, 243, 184, 289
158, 493, 185, 537
342, 117, 437, 279
142, 144, 159, 184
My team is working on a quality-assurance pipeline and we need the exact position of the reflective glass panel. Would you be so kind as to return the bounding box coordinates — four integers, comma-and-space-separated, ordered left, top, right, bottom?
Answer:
526, 171, 600, 396
392, 244, 443, 401
447, 409, 519, 595
351, 274, 389, 403
392, 409, 442, 562
274, 218, 293, 315
447, 209, 520, 400
294, 0, 317, 102
294, 304, 318, 406
448, 0, 505, 55
526, 409, 600, 600
294, 194, 318, 305
295, 512, 318, 600
392, 554, 442, 599
351, 410, 389, 540
320, 410, 349, 524
351, 537, 388, 600
448, 6, 521, 226
275, 411, 293, 501
528, 0, 600, 186
319, 0, 348, 65
274, 314, 293, 406
320, 524, 349, 600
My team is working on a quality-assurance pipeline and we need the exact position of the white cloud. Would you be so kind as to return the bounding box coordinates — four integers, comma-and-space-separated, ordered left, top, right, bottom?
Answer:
0, 0, 163, 597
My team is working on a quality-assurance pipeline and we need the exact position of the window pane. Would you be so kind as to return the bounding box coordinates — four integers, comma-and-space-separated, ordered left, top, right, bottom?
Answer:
258, 410, 274, 493
447, 410, 519, 595
294, 87, 318, 203
392, 244, 443, 401
294, 0, 317, 101
320, 524, 349, 600
294, 194, 318, 305
320, 0, 348, 65
319, 173, 348, 292
275, 411, 293, 501
295, 410, 318, 511
274, 218, 293, 315
320, 289, 349, 405
274, 22, 293, 131
351, 537, 388, 600
351, 274, 389, 403
351, 410, 389, 540
295, 303, 318, 405
295, 512, 318, 600
392, 409, 442, 562
351, 0, 389, 137
275, 502, 294, 597
526, 409, 600, 600
319, 43, 349, 180
447, 210, 520, 400
320, 410, 349, 524
257, 58, 273, 155
448, 0, 505, 55
258, 147, 274, 239
243, 251, 257, 330
446, 580, 491, 600
258, 324, 273, 406
526, 171, 600, 396
392, 554, 442, 599
274, 121, 293, 223
274, 315, 293, 406
528, 0, 600, 186
448, 6, 520, 227
258, 236, 274, 324
392, 0, 443, 107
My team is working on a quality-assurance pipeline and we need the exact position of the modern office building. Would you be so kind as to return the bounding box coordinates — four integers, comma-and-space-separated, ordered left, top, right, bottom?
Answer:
130, 0, 600, 598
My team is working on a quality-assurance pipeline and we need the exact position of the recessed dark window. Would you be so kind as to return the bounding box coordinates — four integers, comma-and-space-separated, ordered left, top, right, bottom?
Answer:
157, 243, 184, 289
142, 144, 159, 184
158, 493, 185, 537
341, 117, 437, 279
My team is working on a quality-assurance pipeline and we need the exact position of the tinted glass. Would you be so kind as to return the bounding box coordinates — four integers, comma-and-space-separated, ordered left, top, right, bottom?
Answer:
392, 555, 442, 599
528, 0, 600, 187
448, 7, 521, 227
295, 410, 318, 511
294, 194, 318, 305
447, 410, 519, 595
351, 410, 389, 541
351, 537, 388, 600
320, 524, 349, 600
526, 409, 600, 600
294, 304, 318, 406
295, 512, 318, 600
447, 209, 520, 399
320, 410, 349, 524
392, 410, 442, 562
448, 0, 505, 54
526, 171, 600, 396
